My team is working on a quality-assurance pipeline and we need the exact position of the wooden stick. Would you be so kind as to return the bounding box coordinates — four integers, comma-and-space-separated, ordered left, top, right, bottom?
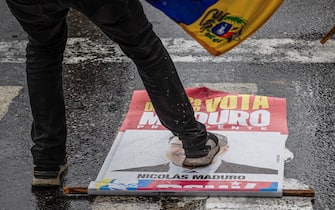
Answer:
283, 189, 315, 197
63, 186, 88, 195
320, 25, 335, 44
63, 187, 315, 197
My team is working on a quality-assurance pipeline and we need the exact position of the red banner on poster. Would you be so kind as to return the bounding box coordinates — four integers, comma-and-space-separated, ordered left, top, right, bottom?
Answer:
121, 87, 287, 133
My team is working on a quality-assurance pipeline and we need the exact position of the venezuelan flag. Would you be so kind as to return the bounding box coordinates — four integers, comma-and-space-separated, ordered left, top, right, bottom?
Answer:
146, 0, 283, 56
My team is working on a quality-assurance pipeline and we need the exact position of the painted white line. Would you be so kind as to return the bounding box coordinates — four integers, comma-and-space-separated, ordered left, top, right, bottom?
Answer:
0, 40, 27, 64
0, 38, 334, 64
0, 86, 22, 120
206, 196, 313, 210
92, 196, 161, 210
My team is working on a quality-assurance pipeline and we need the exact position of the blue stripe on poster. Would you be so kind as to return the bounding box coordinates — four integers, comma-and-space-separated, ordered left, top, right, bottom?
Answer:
260, 182, 278, 192
137, 179, 153, 188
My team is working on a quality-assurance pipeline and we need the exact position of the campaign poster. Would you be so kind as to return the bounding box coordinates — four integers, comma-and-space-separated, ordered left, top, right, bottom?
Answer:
88, 87, 288, 197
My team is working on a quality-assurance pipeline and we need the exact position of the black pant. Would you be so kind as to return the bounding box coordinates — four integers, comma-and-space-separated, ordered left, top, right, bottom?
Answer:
6, 0, 207, 168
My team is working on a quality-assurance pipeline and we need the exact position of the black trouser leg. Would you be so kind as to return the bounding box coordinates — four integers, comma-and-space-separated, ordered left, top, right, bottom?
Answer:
6, 0, 69, 168
7, 0, 208, 159
72, 0, 208, 152
136, 47, 208, 152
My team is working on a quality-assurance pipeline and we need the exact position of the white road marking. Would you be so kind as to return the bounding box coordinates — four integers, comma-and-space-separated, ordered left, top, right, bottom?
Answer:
206, 196, 313, 210
92, 197, 161, 210
0, 86, 22, 120
0, 38, 334, 64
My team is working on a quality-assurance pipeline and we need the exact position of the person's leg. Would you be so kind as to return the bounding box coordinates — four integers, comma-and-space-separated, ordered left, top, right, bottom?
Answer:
6, 0, 69, 184
70, 0, 218, 164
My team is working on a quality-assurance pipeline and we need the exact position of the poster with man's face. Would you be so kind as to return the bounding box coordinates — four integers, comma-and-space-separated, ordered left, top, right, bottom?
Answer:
89, 87, 288, 197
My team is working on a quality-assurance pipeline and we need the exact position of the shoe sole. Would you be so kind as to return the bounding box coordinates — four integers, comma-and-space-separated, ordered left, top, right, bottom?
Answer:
32, 163, 68, 187
183, 144, 220, 167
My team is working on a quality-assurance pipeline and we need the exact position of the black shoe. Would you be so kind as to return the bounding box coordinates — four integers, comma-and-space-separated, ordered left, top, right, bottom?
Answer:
183, 132, 226, 167
32, 161, 68, 187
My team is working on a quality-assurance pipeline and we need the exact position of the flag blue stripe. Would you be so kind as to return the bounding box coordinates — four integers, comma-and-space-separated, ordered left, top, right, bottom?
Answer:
146, 0, 218, 24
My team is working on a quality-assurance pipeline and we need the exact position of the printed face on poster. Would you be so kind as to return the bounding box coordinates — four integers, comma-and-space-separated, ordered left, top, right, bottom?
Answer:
89, 87, 288, 196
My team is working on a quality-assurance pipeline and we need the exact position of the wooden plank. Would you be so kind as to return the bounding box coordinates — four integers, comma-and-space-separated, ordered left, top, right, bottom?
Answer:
63, 187, 315, 197
283, 189, 315, 197
63, 186, 88, 195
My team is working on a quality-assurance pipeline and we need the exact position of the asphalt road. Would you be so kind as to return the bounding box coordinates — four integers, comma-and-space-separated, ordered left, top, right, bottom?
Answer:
0, 0, 334, 209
